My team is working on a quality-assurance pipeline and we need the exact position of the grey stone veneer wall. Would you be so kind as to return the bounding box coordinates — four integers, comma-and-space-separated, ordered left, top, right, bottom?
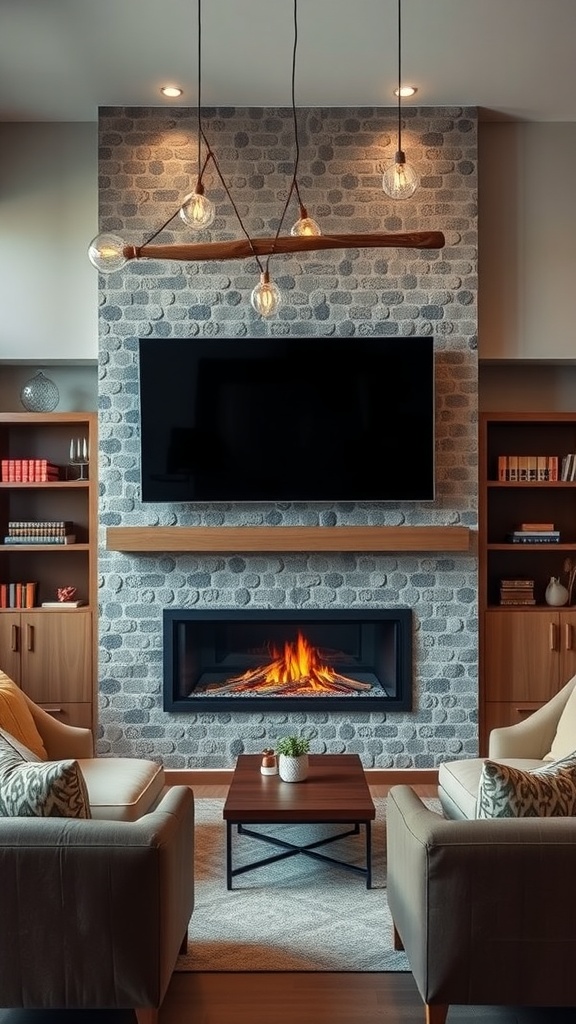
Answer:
97, 105, 478, 769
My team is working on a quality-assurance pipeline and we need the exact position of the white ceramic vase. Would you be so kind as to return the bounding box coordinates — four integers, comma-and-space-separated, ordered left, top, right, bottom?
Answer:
278, 753, 309, 783
545, 576, 569, 607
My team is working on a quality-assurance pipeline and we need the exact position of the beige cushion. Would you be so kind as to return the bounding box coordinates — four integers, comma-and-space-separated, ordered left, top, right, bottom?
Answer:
0, 672, 47, 759
438, 756, 545, 819
0, 730, 91, 818
544, 682, 576, 760
477, 751, 576, 818
79, 757, 165, 821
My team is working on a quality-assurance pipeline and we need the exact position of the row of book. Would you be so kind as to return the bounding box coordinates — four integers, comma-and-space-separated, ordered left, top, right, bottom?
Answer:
499, 578, 536, 605
5, 520, 75, 545
497, 455, 559, 481
0, 581, 38, 608
4, 535, 76, 545
0, 583, 85, 608
506, 530, 560, 544
1, 459, 60, 482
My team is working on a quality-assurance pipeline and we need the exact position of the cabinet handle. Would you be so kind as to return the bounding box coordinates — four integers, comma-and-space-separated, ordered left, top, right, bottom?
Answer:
26, 624, 34, 652
11, 624, 19, 652
566, 623, 573, 651
550, 622, 558, 651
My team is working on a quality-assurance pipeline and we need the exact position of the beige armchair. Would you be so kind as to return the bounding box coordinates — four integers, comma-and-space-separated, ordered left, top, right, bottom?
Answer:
0, 694, 195, 1024
386, 783, 576, 1024
438, 674, 576, 819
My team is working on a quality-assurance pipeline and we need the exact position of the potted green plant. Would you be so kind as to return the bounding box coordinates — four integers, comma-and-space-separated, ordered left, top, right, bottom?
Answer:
276, 735, 310, 783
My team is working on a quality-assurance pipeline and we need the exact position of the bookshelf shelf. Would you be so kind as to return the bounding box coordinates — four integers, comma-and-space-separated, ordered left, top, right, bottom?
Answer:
0, 412, 97, 732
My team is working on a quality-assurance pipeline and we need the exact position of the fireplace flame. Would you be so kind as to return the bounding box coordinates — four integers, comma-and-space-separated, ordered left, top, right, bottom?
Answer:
205, 632, 372, 696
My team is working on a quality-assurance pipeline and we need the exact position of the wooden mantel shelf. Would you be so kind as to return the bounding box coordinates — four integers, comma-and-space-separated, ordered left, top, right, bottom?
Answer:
105, 525, 471, 553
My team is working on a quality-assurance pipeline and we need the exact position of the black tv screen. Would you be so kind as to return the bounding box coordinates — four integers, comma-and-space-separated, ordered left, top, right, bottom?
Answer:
138, 336, 435, 503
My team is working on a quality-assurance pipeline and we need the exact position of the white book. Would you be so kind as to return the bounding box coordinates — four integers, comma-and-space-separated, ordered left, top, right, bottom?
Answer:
41, 600, 85, 608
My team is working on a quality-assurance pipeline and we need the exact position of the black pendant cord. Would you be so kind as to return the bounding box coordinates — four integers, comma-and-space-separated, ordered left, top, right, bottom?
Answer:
138, 0, 264, 271
397, 0, 403, 156
197, 0, 202, 182
264, 0, 302, 275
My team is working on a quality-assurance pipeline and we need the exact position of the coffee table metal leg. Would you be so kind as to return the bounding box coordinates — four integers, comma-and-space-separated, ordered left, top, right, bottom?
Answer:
226, 821, 232, 890
365, 820, 372, 889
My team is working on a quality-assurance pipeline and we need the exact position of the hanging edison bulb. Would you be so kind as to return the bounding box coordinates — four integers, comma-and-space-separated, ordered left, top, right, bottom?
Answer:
179, 181, 216, 230
251, 271, 282, 317
291, 204, 321, 237
87, 233, 128, 273
382, 151, 419, 200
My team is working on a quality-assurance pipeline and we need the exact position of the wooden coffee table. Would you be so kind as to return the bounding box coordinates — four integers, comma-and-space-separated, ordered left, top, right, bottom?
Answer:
223, 753, 376, 889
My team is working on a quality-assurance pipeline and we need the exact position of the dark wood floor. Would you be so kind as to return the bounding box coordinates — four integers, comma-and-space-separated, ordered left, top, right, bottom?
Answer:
2, 786, 575, 1024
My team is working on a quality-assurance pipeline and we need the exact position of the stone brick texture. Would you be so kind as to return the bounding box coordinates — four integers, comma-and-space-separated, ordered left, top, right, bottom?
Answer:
97, 105, 478, 768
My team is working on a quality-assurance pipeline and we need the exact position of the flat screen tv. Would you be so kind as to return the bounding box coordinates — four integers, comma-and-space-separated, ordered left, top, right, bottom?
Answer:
138, 336, 435, 503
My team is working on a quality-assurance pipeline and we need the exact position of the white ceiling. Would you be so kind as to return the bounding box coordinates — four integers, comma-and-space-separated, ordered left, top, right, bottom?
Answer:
1, 0, 575, 124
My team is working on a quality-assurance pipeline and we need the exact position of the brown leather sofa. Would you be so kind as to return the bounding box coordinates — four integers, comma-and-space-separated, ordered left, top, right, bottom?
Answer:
0, 697, 195, 1024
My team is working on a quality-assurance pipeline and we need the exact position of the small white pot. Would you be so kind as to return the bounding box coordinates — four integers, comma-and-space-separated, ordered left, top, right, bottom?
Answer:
278, 753, 309, 783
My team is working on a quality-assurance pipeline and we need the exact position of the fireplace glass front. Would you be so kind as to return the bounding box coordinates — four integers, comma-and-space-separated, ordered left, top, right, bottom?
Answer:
163, 609, 412, 712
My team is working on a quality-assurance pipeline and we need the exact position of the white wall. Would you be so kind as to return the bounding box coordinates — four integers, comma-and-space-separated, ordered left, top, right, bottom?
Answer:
479, 122, 576, 362
0, 123, 98, 365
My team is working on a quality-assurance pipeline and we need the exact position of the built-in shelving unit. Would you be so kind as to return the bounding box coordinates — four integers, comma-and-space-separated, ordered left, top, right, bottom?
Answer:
479, 411, 576, 751
0, 412, 97, 731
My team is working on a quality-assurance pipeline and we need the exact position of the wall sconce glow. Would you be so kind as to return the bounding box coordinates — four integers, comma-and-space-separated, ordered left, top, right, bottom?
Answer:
161, 86, 183, 98
179, 184, 216, 230
394, 85, 417, 98
291, 204, 322, 237
251, 271, 282, 317
382, 152, 419, 200
87, 233, 128, 273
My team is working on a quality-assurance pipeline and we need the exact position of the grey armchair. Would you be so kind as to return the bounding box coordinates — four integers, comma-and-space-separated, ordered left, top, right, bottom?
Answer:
386, 783, 576, 1024
0, 785, 194, 1024
0, 692, 195, 1024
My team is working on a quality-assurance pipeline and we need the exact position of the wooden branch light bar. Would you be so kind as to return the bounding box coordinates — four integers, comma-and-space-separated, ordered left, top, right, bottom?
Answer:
123, 231, 445, 263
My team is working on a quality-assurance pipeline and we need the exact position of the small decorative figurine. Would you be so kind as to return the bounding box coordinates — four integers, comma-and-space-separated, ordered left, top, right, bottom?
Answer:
260, 748, 278, 775
57, 586, 77, 603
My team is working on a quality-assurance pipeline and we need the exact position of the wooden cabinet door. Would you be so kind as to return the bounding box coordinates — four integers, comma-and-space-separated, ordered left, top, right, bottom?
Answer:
0, 613, 22, 682
484, 610, 560, 703
19, 610, 92, 704
558, 610, 576, 685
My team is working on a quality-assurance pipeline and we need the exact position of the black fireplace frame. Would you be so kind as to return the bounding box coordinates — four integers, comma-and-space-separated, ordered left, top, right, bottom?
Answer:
163, 608, 413, 713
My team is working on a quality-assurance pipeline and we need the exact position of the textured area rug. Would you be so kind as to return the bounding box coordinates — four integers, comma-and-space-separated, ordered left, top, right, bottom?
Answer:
176, 795, 436, 972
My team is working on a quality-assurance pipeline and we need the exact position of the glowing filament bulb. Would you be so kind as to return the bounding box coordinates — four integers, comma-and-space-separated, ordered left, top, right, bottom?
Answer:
291, 204, 322, 237
179, 182, 215, 230
87, 233, 128, 273
251, 271, 282, 317
381, 151, 419, 200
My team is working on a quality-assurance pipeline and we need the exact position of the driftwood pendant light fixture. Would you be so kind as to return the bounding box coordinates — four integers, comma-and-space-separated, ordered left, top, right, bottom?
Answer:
88, 0, 445, 315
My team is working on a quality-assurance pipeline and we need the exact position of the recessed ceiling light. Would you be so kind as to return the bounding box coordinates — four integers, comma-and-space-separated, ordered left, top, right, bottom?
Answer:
393, 85, 417, 98
161, 86, 183, 98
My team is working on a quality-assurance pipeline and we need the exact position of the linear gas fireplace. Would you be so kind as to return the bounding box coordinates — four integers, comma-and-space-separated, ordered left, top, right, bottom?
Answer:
163, 609, 412, 713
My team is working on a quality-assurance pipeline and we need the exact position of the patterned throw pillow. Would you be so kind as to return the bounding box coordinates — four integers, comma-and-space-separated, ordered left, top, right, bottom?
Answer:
0, 731, 91, 818
477, 751, 576, 818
